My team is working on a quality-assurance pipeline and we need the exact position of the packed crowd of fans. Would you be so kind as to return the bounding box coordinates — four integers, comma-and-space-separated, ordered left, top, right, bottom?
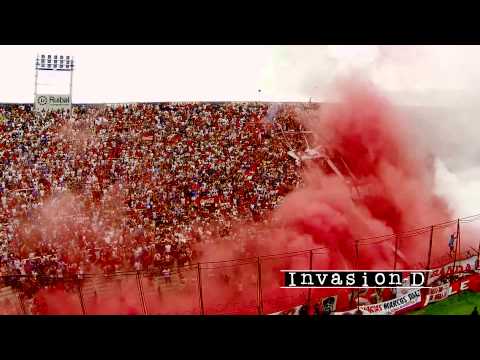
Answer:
0, 102, 307, 296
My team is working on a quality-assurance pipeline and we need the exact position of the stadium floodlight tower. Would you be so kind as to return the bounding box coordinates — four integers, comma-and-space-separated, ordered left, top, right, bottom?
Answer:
34, 54, 74, 113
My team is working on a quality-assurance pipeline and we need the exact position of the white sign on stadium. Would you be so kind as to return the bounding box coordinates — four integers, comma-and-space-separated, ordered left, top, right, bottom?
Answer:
34, 94, 71, 112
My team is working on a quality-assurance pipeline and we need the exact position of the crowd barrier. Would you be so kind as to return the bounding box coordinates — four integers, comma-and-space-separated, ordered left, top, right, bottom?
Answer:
0, 215, 479, 315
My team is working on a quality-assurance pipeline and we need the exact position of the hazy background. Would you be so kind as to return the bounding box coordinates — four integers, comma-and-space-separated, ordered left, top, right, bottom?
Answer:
2, 45, 480, 105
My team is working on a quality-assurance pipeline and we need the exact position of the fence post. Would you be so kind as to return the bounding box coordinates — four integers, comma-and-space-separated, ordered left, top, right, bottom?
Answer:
457, 218, 461, 261
257, 257, 263, 315
355, 240, 360, 311
355, 240, 359, 270
425, 226, 434, 286
77, 279, 87, 315
393, 235, 399, 270
477, 240, 480, 269
307, 250, 313, 310
452, 219, 460, 278
197, 263, 205, 315
136, 272, 148, 315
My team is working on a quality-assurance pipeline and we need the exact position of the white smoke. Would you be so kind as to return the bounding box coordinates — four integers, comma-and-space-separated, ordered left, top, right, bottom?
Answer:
434, 159, 480, 218
262, 45, 480, 218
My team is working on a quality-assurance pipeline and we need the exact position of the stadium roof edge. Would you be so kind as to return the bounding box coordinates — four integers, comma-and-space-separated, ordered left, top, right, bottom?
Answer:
0, 101, 456, 110
0, 101, 323, 105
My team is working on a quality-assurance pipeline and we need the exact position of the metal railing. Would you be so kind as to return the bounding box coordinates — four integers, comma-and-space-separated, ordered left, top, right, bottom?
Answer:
0, 214, 479, 315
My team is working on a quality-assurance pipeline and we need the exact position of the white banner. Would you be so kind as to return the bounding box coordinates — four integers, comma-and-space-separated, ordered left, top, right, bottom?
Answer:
425, 276, 472, 306
425, 282, 450, 304
361, 289, 422, 315
334, 289, 422, 315
428, 255, 479, 285
35, 94, 71, 112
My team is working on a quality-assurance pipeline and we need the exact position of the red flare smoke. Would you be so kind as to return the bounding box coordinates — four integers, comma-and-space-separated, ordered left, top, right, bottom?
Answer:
192, 79, 456, 313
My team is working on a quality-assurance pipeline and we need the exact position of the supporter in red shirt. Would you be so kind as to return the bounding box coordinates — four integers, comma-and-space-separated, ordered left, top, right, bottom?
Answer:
0, 102, 305, 298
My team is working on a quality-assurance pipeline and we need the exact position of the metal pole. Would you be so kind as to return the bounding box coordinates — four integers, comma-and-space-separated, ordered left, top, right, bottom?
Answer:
355, 240, 360, 311
393, 235, 399, 270
69, 62, 74, 113
34, 68, 38, 98
457, 218, 461, 261
136, 272, 148, 315
77, 280, 87, 315
307, 250, 313, 310
355, 240, 359, 270
477, 238, 480, 271
452, 219, 460, 278
197, 263, 205, 315
34, 59, 38, 112
257, 257, 263, 315
425, 226, 434, 285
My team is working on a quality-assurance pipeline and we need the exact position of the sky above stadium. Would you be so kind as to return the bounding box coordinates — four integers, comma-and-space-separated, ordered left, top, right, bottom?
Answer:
2, 45, 480, 105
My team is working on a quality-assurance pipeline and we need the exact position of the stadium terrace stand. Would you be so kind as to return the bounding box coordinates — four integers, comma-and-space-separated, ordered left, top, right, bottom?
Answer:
0, 102, 307, 302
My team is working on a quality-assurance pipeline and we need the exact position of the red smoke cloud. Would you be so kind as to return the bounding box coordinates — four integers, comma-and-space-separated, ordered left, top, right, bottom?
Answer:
179, 78, 459, 314
202, 79, 453, 262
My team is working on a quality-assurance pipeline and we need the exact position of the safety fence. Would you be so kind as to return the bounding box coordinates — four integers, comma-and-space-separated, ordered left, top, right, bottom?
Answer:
0, 214, 480, 315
